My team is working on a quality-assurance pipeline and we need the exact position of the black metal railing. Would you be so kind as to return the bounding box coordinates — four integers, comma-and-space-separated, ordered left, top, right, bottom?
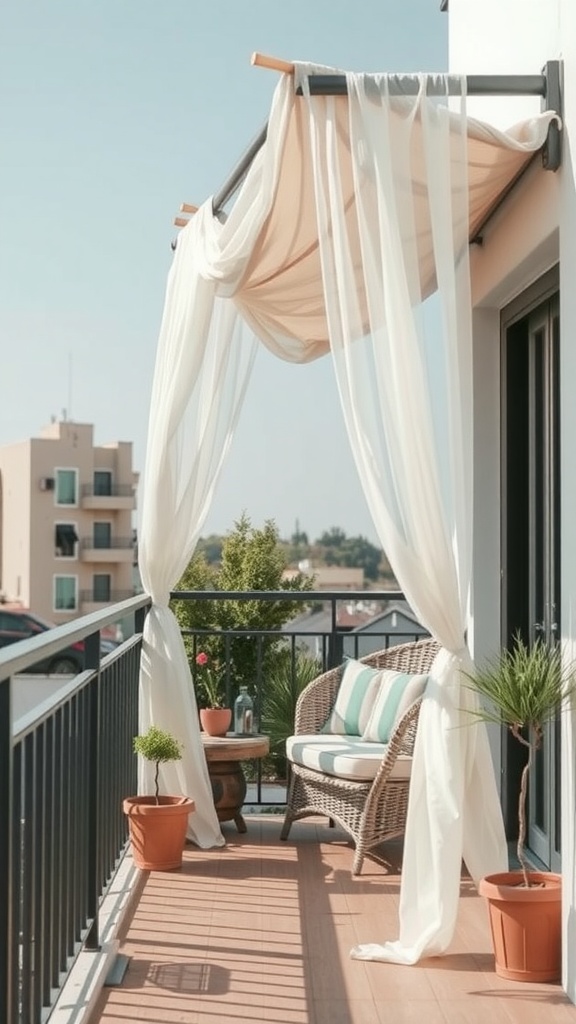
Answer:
80, 537, 134, 551
79, 589, 137, 604
81, 484, 135, 498
0, 585, 425, 1023
0, 594, 150, 1024
172, 588, 424, 673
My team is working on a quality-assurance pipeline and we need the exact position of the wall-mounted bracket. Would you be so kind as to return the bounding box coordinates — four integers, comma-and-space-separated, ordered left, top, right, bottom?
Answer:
542, 60, 562, 172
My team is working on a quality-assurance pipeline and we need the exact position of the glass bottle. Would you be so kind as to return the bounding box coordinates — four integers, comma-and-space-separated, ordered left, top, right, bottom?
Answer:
234, 686, 254, 735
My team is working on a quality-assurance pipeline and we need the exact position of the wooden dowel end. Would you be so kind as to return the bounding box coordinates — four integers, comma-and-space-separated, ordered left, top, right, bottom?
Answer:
251, 52, 294, 75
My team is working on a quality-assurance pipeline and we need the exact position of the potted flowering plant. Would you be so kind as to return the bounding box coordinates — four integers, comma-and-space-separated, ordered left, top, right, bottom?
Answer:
195, 650, 232, 736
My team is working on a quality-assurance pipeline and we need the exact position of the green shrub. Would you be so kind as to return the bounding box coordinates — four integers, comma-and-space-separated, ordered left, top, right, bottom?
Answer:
261, 648, 321, 779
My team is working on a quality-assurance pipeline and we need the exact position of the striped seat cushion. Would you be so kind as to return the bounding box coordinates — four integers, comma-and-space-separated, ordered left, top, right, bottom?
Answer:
322, 659, 382, 736
286, 734, 413, 782
361, 669, 429, 743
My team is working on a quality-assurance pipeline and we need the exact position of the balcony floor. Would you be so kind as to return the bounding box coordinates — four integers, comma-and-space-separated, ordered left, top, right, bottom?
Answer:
93, 816, 576, 1024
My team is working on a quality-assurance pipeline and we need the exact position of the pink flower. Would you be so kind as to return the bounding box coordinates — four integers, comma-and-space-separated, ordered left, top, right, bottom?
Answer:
196, 652, 209, 667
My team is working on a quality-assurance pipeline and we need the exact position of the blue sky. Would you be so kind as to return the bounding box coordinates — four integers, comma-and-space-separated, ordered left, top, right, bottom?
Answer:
1, 1, 447, 546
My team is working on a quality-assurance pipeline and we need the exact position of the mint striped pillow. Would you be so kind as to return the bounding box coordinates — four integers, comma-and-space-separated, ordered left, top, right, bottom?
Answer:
361, 670, 429, 743
322, 659, 382, 736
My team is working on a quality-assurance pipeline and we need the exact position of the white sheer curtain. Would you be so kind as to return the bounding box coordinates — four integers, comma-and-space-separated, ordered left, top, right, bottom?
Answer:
137, 74, 301, 846
138, 231, 256, 845
302, 71, 508, 961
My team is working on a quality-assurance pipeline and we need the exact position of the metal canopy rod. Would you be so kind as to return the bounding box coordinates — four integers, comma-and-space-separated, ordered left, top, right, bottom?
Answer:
212, 124, 268, 215
298, 74, 548, 97
211, 61, 561, 215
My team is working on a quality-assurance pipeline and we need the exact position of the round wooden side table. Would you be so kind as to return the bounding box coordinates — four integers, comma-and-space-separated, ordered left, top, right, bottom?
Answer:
201, 733, 270, 833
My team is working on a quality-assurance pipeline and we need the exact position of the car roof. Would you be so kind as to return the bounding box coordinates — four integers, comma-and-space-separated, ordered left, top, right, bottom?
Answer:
0, 607, 54, 628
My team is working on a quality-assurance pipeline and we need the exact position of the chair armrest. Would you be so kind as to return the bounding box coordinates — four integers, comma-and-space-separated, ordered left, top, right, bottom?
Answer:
294, 664, 342, 734
369, 697, 423, 792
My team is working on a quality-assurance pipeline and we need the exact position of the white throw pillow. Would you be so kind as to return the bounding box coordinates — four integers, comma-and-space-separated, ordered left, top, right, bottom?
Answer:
361, 669, 429, 743
322, 659, 382, 736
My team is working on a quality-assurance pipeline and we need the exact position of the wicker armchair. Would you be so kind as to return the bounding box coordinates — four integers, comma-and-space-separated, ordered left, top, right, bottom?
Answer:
280, 637, 439, 874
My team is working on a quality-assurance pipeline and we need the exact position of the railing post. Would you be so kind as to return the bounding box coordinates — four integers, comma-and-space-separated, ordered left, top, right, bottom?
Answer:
135, 601, 148, 635
84, 675, 100, 950
0, 676, 14, 1024
84, 630, 101, 672
327, 597, 344, 668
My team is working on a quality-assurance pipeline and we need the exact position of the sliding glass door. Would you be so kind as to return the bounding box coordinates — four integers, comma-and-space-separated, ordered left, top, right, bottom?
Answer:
501, 270, 560, 870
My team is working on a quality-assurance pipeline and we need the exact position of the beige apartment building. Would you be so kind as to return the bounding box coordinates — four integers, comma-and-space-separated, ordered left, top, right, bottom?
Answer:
0, 420, 137, 622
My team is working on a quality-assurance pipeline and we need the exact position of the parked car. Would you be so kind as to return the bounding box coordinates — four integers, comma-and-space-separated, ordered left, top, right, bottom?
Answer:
0, 608, 116, 675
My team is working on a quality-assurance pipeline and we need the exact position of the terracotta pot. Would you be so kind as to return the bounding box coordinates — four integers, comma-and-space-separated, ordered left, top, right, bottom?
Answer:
479, 871, 562, 982
123, 795, 195, 871
200, 707, 232, 737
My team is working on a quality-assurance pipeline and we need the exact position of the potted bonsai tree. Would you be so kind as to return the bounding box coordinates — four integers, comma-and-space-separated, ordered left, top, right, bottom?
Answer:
195, 651, 232, 736
123, 725, 195, 870
468, 635, 575, 982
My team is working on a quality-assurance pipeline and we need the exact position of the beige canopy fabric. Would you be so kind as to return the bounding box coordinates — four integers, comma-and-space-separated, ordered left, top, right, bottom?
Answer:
228, 84, 556, 361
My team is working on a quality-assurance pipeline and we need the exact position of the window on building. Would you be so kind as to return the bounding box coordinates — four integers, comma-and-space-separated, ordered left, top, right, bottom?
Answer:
55, 469, 78, 506
55, 523, 78, 557
94, 470, 112, 496
93, 574, 111, 602
54, 576, 77, 611
93, 522, 111, 549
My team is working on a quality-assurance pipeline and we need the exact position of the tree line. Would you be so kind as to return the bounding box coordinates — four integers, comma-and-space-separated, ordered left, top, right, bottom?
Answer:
196, 521, 393, 583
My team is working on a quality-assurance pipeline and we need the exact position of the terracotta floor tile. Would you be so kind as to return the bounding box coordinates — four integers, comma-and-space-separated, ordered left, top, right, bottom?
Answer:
375, 997, 448, 1023
363, 960, 438, 1002
434, 995, 524, 1023
424, 955, 495, 998
483, 985, 576, 1023
309, 952, 371, 1001
90, 817, 576, 1024
313, 997, 381, 1023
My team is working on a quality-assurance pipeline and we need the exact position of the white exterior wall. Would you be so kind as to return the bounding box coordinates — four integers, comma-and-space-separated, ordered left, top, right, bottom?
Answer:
449, 0, 561, 127
450, 0, 576, 1000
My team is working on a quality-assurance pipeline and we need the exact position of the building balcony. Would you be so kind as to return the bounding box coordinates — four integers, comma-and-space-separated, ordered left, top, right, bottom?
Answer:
2, 592, 573, 1024
79, 588, 136, 613
80, 537, 135, 562
81, 483, 136, 511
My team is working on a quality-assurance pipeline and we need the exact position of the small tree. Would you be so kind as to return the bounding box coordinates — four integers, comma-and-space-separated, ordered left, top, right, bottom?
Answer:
172, 514, 314, 700
468, 636, 576, 886
133, 726, 183, 804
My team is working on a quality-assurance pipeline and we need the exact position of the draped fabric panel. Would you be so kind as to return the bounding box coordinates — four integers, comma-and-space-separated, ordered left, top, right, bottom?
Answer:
139, 62, 556, 929
138, 223, 258, 846
301, 71, 508, 961
228, 70, 557, 362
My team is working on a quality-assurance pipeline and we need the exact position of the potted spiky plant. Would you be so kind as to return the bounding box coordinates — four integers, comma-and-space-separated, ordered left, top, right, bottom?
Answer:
123, 726, 195, 871
468, 636, 575, 982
